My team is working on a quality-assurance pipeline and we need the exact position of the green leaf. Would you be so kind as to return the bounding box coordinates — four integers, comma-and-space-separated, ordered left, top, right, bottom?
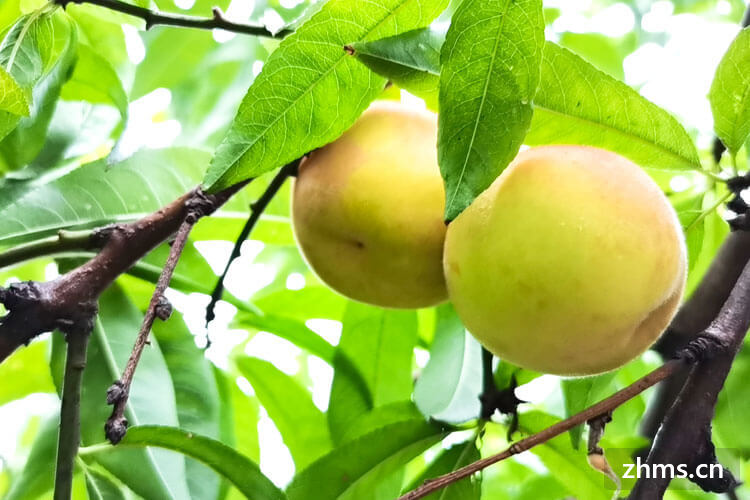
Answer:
414, 303, 482, 423
60, 42, 128, 122
0, 65, 28, 115
709, 27, 750, 156
130, 24, 224, 101
561, 373, 616, 449
405, 440, 481, 500
0, 148, 209, 247
65, 3, 129, 68
118, 426, 286, 500
287, 418, 446, 500
437, 0, 545, 220
673, 190, 708, 276
83, 467, 127, 500
0, 10, 79, 171
251, 285, 347, 324
684, 189, 730, 295
130, 17, 263, 149
0, 338, 55, 406
558, 31, 635, 81
4, 413, 58, 500
527, 43, 701, 172
340, 401, 424, 443
236, 356, 332, 470
352, 33, 701, 176
153, 314, 225, 500
234, 311, 337, 363
203, 0, 449, 192
57, 286, 191, 500
350, 27, 443, 109
328, 303, 417, 444
216, 368, 261, 463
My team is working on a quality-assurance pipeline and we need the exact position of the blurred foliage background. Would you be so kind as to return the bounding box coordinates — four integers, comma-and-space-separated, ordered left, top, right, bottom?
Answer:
0, 0, 749, 499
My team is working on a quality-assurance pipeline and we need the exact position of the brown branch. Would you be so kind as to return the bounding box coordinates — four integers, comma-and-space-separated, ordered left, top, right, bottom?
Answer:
404, 234, 750, 499
205, 159, 300, 326
642, 0, 750, 438
55, 0, 292, 38
629, 260, 750, 498
0, 183, 247, 363
104, 215, 195, 444
0, 181, 249, 497
104, 188, 235, 443
398, 357, 688, 500
641, 231, 750, 441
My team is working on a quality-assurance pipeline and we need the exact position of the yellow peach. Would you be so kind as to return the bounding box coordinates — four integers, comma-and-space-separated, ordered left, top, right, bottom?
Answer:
292, 102, 447, 308
444, 145, 686, 376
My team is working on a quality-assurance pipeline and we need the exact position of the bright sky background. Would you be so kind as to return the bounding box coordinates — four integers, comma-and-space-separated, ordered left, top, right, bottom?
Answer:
1, 0, 748, 491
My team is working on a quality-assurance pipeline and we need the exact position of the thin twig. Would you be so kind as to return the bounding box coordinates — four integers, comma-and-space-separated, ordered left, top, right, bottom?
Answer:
54, 330, 91, 500
399, 358, 686, 500
0, 229, 104, 270
105, 190, 219, 443
54, 0, 292, 38
478, 348, 495, 419
205, 159, 300, 326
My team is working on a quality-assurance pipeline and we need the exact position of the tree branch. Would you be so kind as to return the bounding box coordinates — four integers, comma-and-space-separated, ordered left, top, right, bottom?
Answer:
205, 159, 300, 326
640, 231, 750, 441
53, 329, 90, 500
0, 180, 249, 498
0, 182, 247, 363
103, 187, 237, 443
629, 260, 750, 498
399, 356, 690, 500
55, 0, 292, 38
105, 210, 197, 444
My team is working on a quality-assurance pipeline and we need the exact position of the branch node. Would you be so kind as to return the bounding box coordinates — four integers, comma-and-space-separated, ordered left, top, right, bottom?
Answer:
104, 415, 128, 445
0, 281, 42, 309
154, 295, 173, 321
185, 188, 216, 223
586, 411, 612, 456
91, 224, 120, 247
106, 380, 126, 405
677, 331, 730, 363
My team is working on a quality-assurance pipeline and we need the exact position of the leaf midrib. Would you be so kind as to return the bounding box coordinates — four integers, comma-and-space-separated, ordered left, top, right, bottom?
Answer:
445, 0, 513, 215
356, 46, 440, 75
